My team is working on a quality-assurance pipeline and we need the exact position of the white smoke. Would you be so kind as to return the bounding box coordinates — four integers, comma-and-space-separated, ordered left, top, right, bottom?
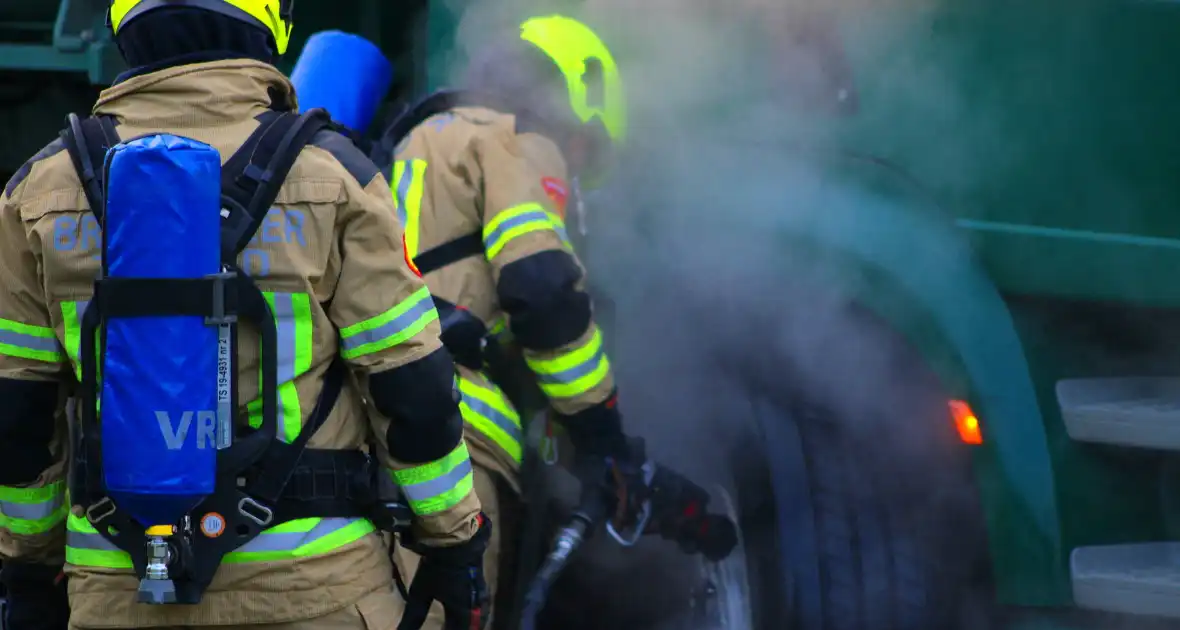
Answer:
443, 0, 1000, 627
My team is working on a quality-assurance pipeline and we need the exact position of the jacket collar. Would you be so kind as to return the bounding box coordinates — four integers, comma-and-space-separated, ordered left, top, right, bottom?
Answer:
94, 59, 298, 127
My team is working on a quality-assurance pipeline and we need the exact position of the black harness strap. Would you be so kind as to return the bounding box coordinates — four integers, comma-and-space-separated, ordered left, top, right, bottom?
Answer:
220, 109, 334, 258
93, 276, 238, 317
247, 358, 347, 506
62, 113, 119, 220
412, 232, 484, 276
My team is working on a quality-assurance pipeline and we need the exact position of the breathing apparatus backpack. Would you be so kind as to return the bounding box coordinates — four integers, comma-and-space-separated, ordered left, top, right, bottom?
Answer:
60, 108, 407, 605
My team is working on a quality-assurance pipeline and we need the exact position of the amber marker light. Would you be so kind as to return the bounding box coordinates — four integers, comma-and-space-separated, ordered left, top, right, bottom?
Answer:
949, 400, 983, 445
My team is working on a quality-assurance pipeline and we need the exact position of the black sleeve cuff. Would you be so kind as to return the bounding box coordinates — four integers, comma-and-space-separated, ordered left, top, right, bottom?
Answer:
497, 250, 592, 351
0, 378, 58, 485
553, 391, 626, 458
370, 348, 464, 464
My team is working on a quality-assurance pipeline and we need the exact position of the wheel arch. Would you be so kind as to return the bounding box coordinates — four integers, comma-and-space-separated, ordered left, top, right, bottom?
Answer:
766, 187, 1070, 605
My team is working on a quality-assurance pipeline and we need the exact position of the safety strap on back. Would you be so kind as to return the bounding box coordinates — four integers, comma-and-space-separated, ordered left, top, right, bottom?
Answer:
218, 109, 336, 260
63, 113, 119, 221
412, 232, 484, 276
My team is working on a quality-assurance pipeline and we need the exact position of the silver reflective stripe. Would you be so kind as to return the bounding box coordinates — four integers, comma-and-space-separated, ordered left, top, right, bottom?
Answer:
482, 210, 551, 248
401, 458, 473, 504
0, 329, 58, 352
338, 297, 436, 352
395, 164, 413, 226
67, 530, 120, 552
271, 293, 297, 384
236, 518, 355, 553
534, 346, 606, 385
1, 494, 64, 520
460, 391, 523, 444
67, 518, 360, 554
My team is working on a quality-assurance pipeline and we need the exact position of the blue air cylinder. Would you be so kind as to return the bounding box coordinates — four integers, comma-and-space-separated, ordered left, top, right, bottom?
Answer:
289, 30, 393, 133
101, 134, 221, 528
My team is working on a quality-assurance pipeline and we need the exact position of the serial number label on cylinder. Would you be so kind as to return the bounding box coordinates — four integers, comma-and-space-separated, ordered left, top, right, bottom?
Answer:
216, 328, 232, 449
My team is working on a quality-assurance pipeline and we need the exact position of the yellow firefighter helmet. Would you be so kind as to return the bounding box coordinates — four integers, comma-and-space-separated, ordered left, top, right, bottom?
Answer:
108, 0, 293, 55
519, 15, 626, 145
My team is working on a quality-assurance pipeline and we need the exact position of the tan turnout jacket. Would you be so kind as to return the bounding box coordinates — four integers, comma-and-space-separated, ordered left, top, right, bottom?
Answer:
391, 106, 617, 484
0, 60, 480, 628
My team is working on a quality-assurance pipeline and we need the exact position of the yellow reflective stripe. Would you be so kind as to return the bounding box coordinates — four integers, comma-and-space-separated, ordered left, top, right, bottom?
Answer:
392, 159, 428, 259
488, 317, 509, 339
389, 442, 475, 516
338, 286, 438, 359
457, 376, 523, 463
222, 518, 376, 564
61, 302, 80, 379
545, 209, 573, 249
66, 512, 131, 569
483, 203, 560, 259
0, 317, 63, 363
0, 481, 67, 535
66, 512, 374, 568
526, 328, 611, 399
247, 292, 315, 442
61, 301, 88, 380
61, 301, 100, 414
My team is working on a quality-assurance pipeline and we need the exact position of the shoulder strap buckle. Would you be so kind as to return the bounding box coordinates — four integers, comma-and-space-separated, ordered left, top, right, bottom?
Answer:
205, 270, 239, 326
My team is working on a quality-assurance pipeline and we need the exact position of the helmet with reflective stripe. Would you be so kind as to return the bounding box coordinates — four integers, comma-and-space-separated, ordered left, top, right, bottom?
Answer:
519, 15, 626, 145
109, 0, 293, 55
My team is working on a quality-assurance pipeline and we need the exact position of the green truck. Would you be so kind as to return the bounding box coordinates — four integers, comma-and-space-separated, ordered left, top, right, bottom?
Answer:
3, 1, 1180, 629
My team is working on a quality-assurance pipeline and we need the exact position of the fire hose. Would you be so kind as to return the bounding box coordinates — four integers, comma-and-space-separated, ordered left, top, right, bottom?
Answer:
517, 459, 739, 630
391, 454, 737, 630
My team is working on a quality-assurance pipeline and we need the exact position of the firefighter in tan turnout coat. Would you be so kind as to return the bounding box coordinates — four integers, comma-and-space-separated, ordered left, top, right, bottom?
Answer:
0, 2, 491, 629
384, 15, 634, 628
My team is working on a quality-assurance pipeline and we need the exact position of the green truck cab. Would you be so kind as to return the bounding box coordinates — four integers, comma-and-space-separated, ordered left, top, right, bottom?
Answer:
2, 1, 1180, 628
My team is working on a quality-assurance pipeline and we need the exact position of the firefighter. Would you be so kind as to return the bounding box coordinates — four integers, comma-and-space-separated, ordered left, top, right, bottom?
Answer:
0, 1, 491, 629
382, 15, 638, 628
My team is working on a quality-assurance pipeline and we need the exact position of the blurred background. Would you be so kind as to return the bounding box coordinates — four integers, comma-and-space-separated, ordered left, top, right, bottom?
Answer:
7, 1, 1180, 628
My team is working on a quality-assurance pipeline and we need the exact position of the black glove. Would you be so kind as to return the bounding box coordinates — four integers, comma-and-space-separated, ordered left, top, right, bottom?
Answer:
574, 438, 740, 562
556, 393, 631, 461
0, 562, 69, 630
645, 465, 739, 562
559, 396, 738, 560
571, 434, 651, 538
397, 514, 492, 630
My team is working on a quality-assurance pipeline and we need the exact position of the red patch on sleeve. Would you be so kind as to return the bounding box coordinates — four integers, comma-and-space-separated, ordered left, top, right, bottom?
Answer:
403, 232, 422, 277
541, 176, 569, 217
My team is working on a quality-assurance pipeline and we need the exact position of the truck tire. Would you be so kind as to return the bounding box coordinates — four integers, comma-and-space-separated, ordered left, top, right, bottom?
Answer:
740, 390, 990, 630
724, 297, 993, 630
